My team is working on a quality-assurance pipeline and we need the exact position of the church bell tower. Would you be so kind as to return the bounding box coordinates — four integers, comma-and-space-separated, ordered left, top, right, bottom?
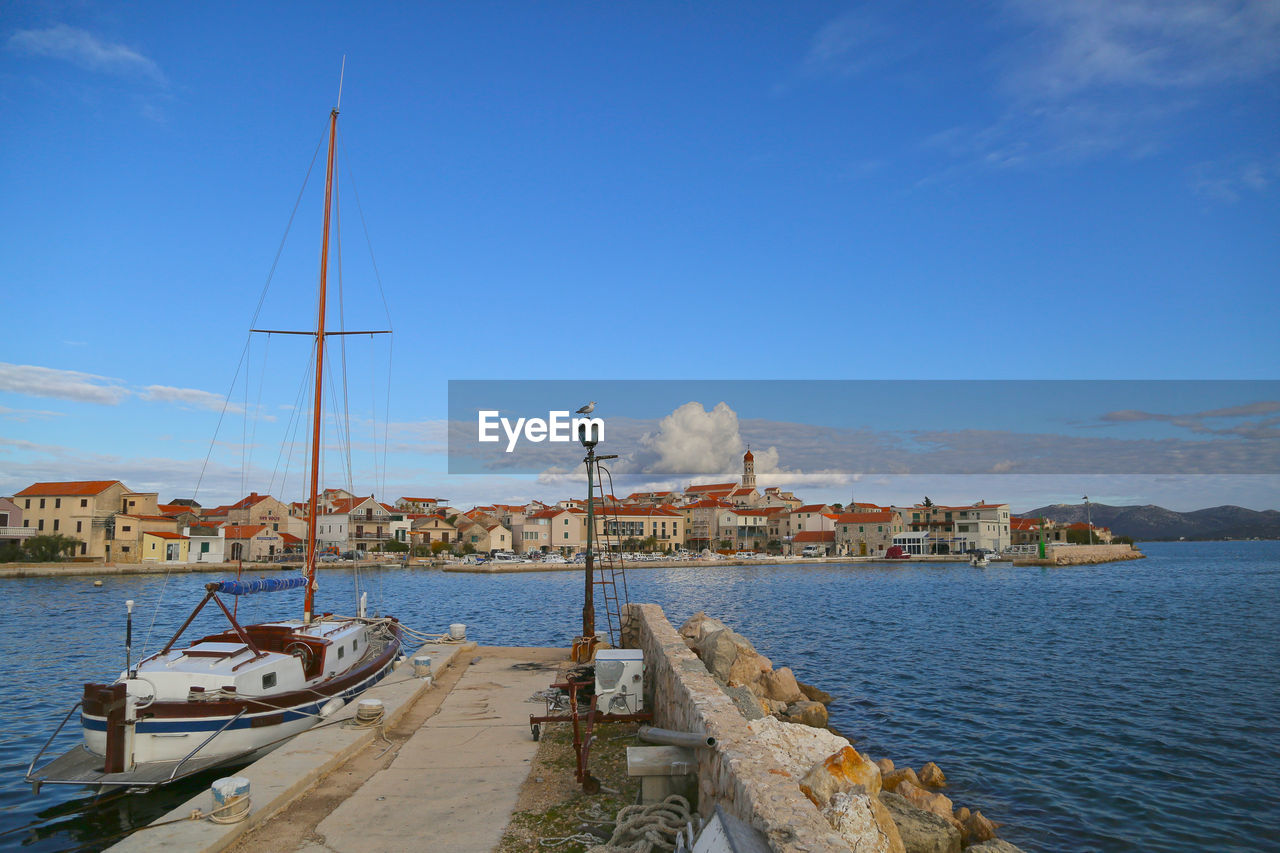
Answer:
742, 447, 756, 490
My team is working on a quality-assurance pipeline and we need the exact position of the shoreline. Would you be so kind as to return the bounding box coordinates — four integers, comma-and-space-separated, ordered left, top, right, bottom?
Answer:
0, 546, 1144, 579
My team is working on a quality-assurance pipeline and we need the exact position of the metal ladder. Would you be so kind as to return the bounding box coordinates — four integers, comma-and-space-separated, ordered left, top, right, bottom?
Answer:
591, 461, 630, 646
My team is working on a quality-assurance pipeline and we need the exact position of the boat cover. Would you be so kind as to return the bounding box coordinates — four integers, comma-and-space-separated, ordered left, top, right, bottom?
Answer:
215, 576, 308, 596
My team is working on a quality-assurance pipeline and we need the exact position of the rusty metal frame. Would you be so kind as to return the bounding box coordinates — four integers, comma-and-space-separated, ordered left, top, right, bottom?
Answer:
529, 675, 651, 793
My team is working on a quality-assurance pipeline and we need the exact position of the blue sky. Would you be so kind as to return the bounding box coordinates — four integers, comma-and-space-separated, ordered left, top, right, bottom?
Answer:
1, 2, 1277, 511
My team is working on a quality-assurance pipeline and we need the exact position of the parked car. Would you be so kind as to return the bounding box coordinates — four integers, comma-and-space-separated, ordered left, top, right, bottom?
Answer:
319, 553, 341, 562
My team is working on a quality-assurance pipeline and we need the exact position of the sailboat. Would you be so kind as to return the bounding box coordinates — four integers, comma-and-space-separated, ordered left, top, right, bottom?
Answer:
27, 96, 403, 792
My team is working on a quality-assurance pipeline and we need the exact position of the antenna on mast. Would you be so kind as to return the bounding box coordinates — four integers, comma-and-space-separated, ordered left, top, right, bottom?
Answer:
336, 55, 346, 111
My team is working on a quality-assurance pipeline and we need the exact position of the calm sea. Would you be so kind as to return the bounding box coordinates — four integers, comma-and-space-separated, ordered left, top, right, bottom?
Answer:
1, 541, 1276, 851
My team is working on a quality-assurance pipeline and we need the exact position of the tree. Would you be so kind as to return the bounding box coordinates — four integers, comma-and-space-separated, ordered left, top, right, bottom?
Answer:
922, 497, 934, 507
430, 540, 452, 555
383, 539, 409, 553
831, 503, 843, 511
24, 534, 80, 562
461, 542, 476, 555
1066, 528, 1097, 545
641, 535, 658, 552
718, 539, 731, 550
766, 539, 782, 555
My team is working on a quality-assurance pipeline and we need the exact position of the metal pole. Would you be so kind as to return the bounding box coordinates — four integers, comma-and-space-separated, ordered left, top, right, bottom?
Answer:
305, 106, 339, 626
125, 599, 134, 677
1083, 496, 1094, 546
583, 447, 596, 639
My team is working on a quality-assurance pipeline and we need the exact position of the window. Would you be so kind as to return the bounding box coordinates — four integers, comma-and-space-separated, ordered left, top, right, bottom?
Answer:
352, 639, 358, 651
53, 519, 59, 531
76, 521, 82, 532
272, 523, 278, 531
201, 542, 210, 553
129, 501, 135, 507
122, 525, 131, 532
38, 519, 44, 531
40, 499, 46, 509
337, 646, 345, 660
55, 498, 61, 509
24, 499, 30, 509
122, 546, 130, 553
262, 672, 277, 689
81, 499, 88, 508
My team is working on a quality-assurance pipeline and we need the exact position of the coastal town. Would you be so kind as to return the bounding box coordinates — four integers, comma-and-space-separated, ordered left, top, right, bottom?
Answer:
0, 450, 1113, 566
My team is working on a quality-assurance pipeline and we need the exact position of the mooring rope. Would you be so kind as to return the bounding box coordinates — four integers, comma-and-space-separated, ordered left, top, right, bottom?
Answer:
586, 795, 692, 853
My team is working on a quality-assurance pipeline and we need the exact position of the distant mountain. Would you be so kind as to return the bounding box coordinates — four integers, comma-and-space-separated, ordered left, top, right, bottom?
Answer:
1019, 503, 1280, 541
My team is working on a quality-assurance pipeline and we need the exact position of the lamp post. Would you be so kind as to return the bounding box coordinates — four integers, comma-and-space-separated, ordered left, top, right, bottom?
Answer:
1082, 495, 1094, 546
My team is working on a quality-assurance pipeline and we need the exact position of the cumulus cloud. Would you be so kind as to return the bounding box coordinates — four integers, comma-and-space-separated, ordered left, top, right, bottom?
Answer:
638, 402, 747, 475
0, 362, 129, 405
7, 24, 166, 83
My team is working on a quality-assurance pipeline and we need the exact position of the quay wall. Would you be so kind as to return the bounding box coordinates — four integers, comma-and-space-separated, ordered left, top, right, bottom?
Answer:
1013, 543, 1144, 566
622, 602, 850, 853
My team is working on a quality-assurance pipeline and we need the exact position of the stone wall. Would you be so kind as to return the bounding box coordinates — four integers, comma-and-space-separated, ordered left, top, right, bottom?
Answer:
622, 603, 852, 852
1047, 543, 1143, 565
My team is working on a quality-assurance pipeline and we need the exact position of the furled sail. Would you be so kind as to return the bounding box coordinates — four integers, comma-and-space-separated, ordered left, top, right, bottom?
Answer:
214, 576, 309, 596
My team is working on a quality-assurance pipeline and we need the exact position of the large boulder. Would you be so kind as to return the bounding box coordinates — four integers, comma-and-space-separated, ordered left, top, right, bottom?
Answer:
883, 767, 921, 793
961, 810, 998, 844
918, 761, 947, 787
696, 628, 772, 687
785, 700, 829, 728
759, 666, 806, 704
880, 791, 961, 853
965, 841, 1025, 853
876, 758, 895, 775
895, 780, 954, 823
799, 746, 882, 806
745, 716, 851, 779
822, 791, 906, 853
679, 612, 727, 644
798, 680, 835, 704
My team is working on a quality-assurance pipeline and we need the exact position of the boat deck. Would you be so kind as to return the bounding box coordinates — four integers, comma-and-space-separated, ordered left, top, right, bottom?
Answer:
29, 745, 251, 790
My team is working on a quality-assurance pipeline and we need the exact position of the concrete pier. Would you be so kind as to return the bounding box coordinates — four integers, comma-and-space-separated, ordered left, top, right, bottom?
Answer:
106, 643, 566, 853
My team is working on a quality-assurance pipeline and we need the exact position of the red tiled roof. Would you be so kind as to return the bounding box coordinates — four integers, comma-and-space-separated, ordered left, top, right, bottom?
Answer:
793, 530, 836, 543
1010, 517, 1042, 530
682, 499, 734, 509
16, 480, 123, 497
794, 505, 830, 513
221, 524, 267, 539
280, 532, 302, 543
729, 508, 770, 517
145, 530, 188, 540
686, 483, 736, 493
325, 496, 374, 514
835, 511, 896, 523
398, 497, 444, 503
228, 492, 271, 510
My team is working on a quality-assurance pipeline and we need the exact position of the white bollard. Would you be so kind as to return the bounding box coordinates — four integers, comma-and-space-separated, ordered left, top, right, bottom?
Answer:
210, 776, 251, 823
448, 623, 466, 641
413, 655, 433, 678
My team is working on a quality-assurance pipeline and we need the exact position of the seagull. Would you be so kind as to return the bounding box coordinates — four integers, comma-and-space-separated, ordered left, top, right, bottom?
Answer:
576, 401, 596, 415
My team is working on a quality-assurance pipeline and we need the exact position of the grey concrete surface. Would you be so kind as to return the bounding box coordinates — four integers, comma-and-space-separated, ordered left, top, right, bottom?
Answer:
309, 647, 564, 853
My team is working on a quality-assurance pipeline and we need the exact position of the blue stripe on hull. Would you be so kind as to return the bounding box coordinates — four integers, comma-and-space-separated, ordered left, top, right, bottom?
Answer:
82, 654, 397, 733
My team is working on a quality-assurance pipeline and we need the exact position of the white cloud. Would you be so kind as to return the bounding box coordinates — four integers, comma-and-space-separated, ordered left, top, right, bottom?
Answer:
638, 402, 748, 476
140, 385, 241, 414
0, 362, 128, 405
0, 405, 65, 423
7, 24, 166, 84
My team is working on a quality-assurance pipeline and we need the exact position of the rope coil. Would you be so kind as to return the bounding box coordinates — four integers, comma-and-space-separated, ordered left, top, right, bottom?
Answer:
587, 795, 692, 853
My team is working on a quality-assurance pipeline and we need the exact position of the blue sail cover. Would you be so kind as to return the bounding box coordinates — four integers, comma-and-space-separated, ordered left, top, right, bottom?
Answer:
215, 576, 309, 596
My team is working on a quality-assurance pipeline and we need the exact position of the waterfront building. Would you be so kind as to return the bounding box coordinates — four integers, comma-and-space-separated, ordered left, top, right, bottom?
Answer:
679, 499, 735, 551
833, 511, 903, 556
185, 524, 226, 563
792, 529, 836, 556
221, 523, 287, 561
410, 514, 458, 546
396, 496, 447, 513
141, 530, 189, 562
0, 497, 33, 551
316, 495, 400, 553
110, 513, 184, 563
525, 507, 586, 553
456, 520, 511, 553
591, 505, 684, 551
895, 502, 1011, 554
13, 480, 158, 560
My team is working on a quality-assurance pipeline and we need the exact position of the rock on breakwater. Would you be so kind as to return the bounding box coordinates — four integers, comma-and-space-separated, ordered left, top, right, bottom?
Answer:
677, 611, 1027, 852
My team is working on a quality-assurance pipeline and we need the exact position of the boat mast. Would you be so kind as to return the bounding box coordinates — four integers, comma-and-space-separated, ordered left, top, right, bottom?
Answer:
304, 106, 339, 625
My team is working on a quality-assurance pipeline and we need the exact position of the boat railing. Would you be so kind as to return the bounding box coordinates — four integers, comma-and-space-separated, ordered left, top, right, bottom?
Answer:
26, 701, 82, 784
168, 708, 247, 782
